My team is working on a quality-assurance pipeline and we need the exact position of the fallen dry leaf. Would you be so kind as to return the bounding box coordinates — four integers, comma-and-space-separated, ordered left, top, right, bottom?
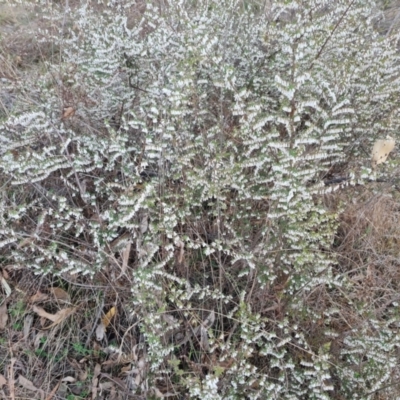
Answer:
44, 308, 76, 330
44, 380, 61, 400
1, 277, 11, 297
0, 302, 8, 330
102, 306, 116, 328
96, 306, 117, 342
32, 305, 76, 329
176, 239, 185, 264
18, 376, 45, 400
99, 381, 114, 391
110, 384, 117, 400
91, 363, 101, 400
79, 369, 88, 381
121, 242, 131, 275
95, 321, 106, 341
18, 376, 38, 391
153, 387, 165, 398
30, 291, 49, 304
371, 136, 395, 167
120, 365, 131, 373
161, 391, 175, 398
61, 376, 76, 383
62, 106, 75, 119
32, 305, 59, 322
0, 374, 6, 388
23, 315, 33, 340
100, 374, 127, 392
17, 237, 34, 249
49, 287, 70, 302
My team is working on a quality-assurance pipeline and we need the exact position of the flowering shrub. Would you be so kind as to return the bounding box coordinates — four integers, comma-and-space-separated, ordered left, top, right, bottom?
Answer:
1, 0, 400, 398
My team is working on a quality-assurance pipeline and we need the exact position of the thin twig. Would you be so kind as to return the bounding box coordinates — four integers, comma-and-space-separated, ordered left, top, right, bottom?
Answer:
311, 0, 357, 66
85, 291, 106, 347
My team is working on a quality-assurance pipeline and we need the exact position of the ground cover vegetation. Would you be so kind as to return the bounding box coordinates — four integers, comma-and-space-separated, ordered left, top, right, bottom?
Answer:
1, 0, 400, 398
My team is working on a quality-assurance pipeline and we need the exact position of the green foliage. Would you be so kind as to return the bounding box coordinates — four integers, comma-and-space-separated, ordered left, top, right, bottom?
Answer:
9, 298, 25, 318
1, 0, 400, 398
72, 342, 92, 357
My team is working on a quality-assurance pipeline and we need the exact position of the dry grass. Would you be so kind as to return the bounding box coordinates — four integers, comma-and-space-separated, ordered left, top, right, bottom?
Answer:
335, 188, 400, 316
0, 4, 57, 74
0, 265, 141, 399
378, 0, 400, 35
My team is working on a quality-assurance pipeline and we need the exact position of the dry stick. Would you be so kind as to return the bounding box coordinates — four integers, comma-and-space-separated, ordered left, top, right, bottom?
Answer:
44, 380, 61, 400
58, 136, 88, 204
386, 7, 400, 37
91, 364, 101, 400
85, 291, 106, 347
311, 0, 357, 67
8, 358, 16, 400
117, 320, 141, 362
365, 380, 400, 398
100, 373, 129, 392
